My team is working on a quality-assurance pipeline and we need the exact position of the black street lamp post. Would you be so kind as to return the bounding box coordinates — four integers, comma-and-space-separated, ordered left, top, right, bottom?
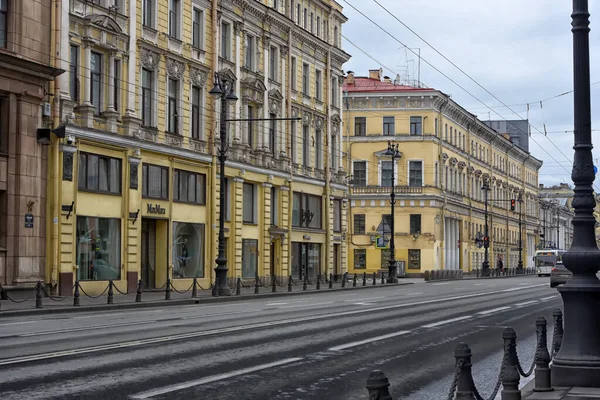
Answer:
552, 0, 600, 386
481, 179, 491, 276
517, 192, 523, 272
386, 141, 401, 283
210, 72, 238, 296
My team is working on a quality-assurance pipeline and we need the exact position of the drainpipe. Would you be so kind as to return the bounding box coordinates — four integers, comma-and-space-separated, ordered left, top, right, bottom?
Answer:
286, 30, 293, 277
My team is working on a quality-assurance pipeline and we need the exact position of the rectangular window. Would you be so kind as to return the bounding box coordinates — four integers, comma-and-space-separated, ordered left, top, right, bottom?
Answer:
292, 192, 301, 227
243, 182, 256, 224
245, 34, 255, 70
223, 177, 231, 221
355, 117, 366, 136
192, 8, 203, 49
172, 222, 205, 278
296, 4, 301, 24
191, 86, 201, 139
291, 57, 297, 90
76, 217, 121, 281
90, 52, 102, 111
315, 70, 322, 101
141, 68, 153, 127
142, 164, 168, 199
242, 239, 258, 279
316, 16, 321, 37
354, 249, 366, 269
291, 243, 321, 280
354, 214, 366, 234
143, 0, 154, 28
167, 78, 179, 134
333, 199, 341, 232
303, 8, 307, 28
352, 161, 367, 186
410, 214, 421, 234
169, 0, 180, 38
113, 59, 120, 112
292, 192, 322, 229
269, 46, 278, 81
290, 120, 297, 162
383, 116, 395, 136
331, 77, 338, 106
434, 162, 439, 187
78, 153, 121, 194
381, 161, 393, 186
221, 21, 231, 60
435, 118, 438, 137
331, 134, 338, 170
246, 105, 254, 147
408, 249, 421, 270
173, 169, 206, 204
302, 125, 310, 167
410, 116, 422, 135
269, 113, 277, 154
0, 0, 7, 48
70, 45, 79, 102
271, 187, 279, 226
310, 12, 314, 33
302, 63, 310, 96
409, 161, 423, 187
315, 129, 322, 169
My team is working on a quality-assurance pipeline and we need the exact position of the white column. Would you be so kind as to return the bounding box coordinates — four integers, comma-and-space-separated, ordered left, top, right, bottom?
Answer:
263, 42, 270, 150
83, 45, 92, 105
126, 0, 138, 116
107, 53, 116, 112
234, 26, 242, 142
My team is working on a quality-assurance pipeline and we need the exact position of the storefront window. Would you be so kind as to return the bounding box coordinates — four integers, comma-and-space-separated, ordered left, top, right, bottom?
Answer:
291, 242, 321, 280
172, 222, 205, 278
242, 239, 258, 278
76, 217, 121, 281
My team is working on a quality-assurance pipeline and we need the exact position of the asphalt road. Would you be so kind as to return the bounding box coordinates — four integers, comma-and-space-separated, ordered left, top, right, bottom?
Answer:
0, 276, 560, 400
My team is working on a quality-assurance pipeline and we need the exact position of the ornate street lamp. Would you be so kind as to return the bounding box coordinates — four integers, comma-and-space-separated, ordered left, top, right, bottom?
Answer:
385, 141, 401, 283
552, 0, 600, 386
481, 179, 491, 276
210, 72, 238, 296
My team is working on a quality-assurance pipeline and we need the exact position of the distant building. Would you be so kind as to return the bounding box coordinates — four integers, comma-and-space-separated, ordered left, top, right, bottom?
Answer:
484, 120, 530, 153
538, 183, 575, 250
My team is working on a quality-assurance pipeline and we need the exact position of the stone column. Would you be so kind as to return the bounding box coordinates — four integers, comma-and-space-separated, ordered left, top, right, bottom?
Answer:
79, 42, 95, 127
103, 52, 119, 133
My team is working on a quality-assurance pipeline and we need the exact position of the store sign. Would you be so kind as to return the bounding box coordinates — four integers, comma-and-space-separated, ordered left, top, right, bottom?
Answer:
147, 204, 166, 215
24, 213, 34, 228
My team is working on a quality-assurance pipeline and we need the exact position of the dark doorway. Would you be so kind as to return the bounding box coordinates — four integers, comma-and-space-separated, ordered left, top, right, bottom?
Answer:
141, 218, 156, 289
333, 244, 340, 281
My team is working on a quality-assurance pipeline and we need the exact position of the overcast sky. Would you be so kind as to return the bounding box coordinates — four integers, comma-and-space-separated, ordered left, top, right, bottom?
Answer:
340, 0, 600, 188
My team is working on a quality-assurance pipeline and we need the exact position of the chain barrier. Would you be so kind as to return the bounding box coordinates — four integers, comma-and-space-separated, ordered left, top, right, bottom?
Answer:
515, 331, 538, 377
447, 359, 463, 400
111, 282, 137, 296
0, 287, 35, 303
78, 283, 111, 299
474, 344, 506, 400
41, 284, 68, 302
170, 281, 195, 294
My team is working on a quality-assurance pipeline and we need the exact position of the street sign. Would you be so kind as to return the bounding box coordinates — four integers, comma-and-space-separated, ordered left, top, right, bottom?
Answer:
594, 165, 598, 174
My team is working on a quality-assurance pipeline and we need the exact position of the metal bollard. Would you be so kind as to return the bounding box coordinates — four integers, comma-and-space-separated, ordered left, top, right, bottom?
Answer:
303, 274, 308, 291
35, 281, 43, 308
365, 370, 393, 400
316, 275, 321, 290
272, 276, 277, 293
288, 275, 293, 293
255, 275, 260, 294
329, 273, 334, 289
454, 343, 477, 399
165, 278, 171, 300
342, 272, 347, 288
236, 277, 242, 295
552, 308, 563, 357
74, 281, 81, 306
107, 280, 114, 304
373, 272, 377, 286
533, 316, 552, 392
0, 287, 7, 300
136, 280, 143, 302
501, 327, 521, 400
381, 271, 385, 284
353, 273, 357, 287
362, 272, 367, 286
211, 278, 218, 297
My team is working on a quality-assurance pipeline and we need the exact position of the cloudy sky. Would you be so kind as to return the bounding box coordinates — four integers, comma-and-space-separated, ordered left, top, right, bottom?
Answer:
340, 0, 600, 188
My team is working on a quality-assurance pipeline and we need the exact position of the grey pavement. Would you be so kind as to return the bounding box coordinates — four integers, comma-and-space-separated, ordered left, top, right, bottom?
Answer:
0, 275, 560, 399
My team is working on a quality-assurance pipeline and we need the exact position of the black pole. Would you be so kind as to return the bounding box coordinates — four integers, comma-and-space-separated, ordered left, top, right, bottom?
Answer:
482, 180, 490, 276
518, 192, 523, 272
386, 142, 399, 283
556, 206, 560, 249
552, 0, 600, 386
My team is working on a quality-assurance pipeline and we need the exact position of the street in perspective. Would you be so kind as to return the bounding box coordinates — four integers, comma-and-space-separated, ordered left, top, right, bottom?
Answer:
1, 0, 600, 399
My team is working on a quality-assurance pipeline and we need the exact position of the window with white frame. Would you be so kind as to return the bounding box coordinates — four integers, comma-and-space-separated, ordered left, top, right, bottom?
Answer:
316, 16, 321, 37
352, 161, 367, 186
383, 116, 395, 136
410, 116, 422, 135
191, 85, 202, 139
192, 8, 203, 49
70, 45, 79, 102
271, 186, 279, 226
303, 8, 307, 28
269, 46, 278, 81
381, 160, 394, 187
315, 70, 322, 101
291, 57, 297, 90
0, 0, 7, 48
243, 183, 257, 224
302, 63, 310, 96
169, 0, 180, 39
90, 52, 103, 113
302, 125, 310, 167
334, 26, 339, 47
315, 129, 322, 169
143, 0, 155, 28
331, 134, 338, 170
409, 161, 423, 187
310, 12, 314, 33
141, 68, 154, 127
296, 4, 301, 24
290, 119, 297, 162
167, 78, 179, 134
221, 21, 231, 60
331, 76, 338, 107
245, 34, 255, 70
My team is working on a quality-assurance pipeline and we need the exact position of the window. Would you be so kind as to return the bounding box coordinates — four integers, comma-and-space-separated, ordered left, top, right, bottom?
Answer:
296, 4, 301, 24
173, 170, 206, 204
113, 59, 121, 112
316, 16, 321, 37
192, 8, 203, 49
292, 192, 322, 229
410, 116, 422, 135
167, 78, 179, 134
142, 164, 168, 199
331, 77, 338, 107
290, 120, 297, 162
310, 12, 314, 33
381, 161, 393, 186
70, 45, 79, 101
292, 243, 320, 279
303, 8, 307, 28
191, 86, 201, 139
331, 134, 338, 170
169, 0, 180, 38
246, 105, 255, 147
221, 21, 231, 60
302, 125, 310, 167
434, 162, 439, 187
383, 116, 395, 136
90, 52, 102, 111
269, 113, 277, 154
291, 57, 297, 90
315, 129, 322, 169
76, 217, 121, 281
269, 46, 278, 80
409, 161, 423, 187
354, 117, 366, 136
408, 249, 421, 270
354, 249, 366, 269
78, 153, 121, 194
354, 214, 366, 234
0, 0, 7, 48
172, 222, 205, 279
315, 70, 322, 100
410, 214, 421, 234
435, 118, 438, 137
333, 199, 341, 232
352, 161, 366, 186
242, 239, 258, 278
141, 68, 153, 127
271, 187, 279, 226
143, 0, 154, 28
243, 182, 256, 224
245, 34, 255, 70
302, 63, 310, 96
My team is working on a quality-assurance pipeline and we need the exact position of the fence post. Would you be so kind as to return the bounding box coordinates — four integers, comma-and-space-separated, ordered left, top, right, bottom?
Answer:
255, 275, 260, 294
362, 272, 367, 286
303, 274, 308, 291
1, 286, 7, 300
272, 276, 277, 293
373, 272, 377, 285
329, 273, 333, 289
341, 272, 347, 288
107, 280, 114, 304
453, 343, 477, 400
316, 274, 321, 290
73, 281, 81, 306
353, 273, 357, 287
212, 278, 218, 297
236, 277, 242, 295
533, 316, 552, 392
35, 281, 43, 308
136, 280, 143, 302
165, 278, 171, 300
381, 271, 385, 284
365, 370, 393, 400
501, 327, 521, 400
552, 308, 563, 357
288, 275, 293, 293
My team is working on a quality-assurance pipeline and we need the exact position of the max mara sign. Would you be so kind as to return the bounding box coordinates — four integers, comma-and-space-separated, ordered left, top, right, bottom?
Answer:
146, 203, 166, 215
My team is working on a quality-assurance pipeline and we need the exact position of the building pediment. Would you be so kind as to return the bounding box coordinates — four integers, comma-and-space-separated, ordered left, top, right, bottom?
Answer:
241, 77, 266, 92
85, 14, 123, 34
218, 68, 237, 84
268, 88, 283, 101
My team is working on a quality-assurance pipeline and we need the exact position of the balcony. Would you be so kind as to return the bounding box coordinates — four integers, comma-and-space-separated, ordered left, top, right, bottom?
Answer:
351, 185, 423, 195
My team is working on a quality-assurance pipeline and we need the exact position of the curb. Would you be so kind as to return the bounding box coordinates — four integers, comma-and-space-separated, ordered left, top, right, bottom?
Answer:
426, 273, 538, 283
0, 281, 415, 318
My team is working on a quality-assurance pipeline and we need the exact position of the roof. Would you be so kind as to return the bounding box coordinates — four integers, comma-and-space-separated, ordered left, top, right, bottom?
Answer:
343, 77, 436, 93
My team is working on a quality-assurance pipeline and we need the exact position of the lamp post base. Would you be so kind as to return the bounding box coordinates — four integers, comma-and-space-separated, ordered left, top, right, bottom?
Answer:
214, 268, 231, 297
481, 260, 490, 277
552, 283, 600, 387
386, 266, 398, 283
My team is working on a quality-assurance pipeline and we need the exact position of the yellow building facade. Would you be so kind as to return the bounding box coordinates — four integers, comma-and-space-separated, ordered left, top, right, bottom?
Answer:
48, 0, 351, 295
344, 70, 543, 276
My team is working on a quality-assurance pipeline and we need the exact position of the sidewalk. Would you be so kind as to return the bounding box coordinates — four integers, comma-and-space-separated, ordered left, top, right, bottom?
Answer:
0, 277, 420, 317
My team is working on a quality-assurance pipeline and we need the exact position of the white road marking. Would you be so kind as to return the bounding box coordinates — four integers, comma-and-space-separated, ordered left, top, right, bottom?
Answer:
478, 306, 511, 315
0, 320, 38, 326
432, 282, 452, 286
519, 283, 530, 286
129, 358, 304, 399
487, 284, 497, 287
475, 283, 484, 286
329, 331, 411, 351
407, 292, 424, 295
540, 295, 559, 301
421, 316, 472, 328
353, 302, 375, 306
346, 297, 384, 303
276, 301, 334, 309
514, 300, 538, 308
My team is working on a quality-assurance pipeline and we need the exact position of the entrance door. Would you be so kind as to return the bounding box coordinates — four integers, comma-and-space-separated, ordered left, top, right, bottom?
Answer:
141, 219, 156, 289
333, 244, 340, 281
270, 241, 276, 278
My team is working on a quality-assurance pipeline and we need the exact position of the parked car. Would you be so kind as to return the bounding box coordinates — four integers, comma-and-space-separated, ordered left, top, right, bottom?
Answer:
550, 261, 572, 288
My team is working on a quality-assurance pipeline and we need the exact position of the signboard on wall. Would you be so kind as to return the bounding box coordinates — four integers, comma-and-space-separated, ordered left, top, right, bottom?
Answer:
24, 213, 34, 228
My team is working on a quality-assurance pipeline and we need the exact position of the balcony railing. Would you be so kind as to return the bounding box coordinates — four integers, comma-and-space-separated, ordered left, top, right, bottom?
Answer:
351, 185, 423, 195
